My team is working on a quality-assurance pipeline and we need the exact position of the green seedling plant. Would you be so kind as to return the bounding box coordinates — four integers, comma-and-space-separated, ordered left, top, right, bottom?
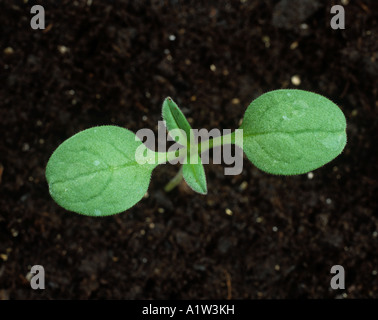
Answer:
46, 89, 347, 216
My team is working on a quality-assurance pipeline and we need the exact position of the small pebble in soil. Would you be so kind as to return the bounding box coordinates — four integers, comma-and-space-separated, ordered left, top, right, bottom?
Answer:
274, 264, 280, 271
262, 36, 270, 48
210, 64, 216, 72
256, 217, 263, 223
4, 47, 14, 55
239, 181, 248, 191
25, 272, 33, 282
326, 198, 332, 204
169, 34, 176, 41
22, 143, 30, 151
231, 98, 240, 105
290, 41, 299, 50
291, 75, 301, 86
57, 45, 69, 54
272, 226, 278, 232
225, 208, 233, 216
307, 172, 314, 179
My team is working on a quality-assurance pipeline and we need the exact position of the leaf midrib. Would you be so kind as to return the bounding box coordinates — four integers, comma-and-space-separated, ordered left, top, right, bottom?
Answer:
243, 129, 344, 138
169, 105, 192, 144
184, 155, 206, 194
50, 161, 142, 185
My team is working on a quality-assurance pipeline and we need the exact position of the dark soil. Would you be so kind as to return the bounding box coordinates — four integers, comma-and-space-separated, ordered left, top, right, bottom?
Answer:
0, 0, 377, 299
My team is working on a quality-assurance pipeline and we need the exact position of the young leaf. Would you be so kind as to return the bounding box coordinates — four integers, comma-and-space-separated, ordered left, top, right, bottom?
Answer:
46, 126, 157, 216
182, 153, 207, 195
240, 89, 347, 175
162, 97, 194, 145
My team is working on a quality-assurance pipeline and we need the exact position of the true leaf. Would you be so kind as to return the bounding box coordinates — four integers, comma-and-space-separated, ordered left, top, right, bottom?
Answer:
162, 97, 194, 145
182, 153, 207, 195
46, 126, 157, 216
240, 89, 347, 175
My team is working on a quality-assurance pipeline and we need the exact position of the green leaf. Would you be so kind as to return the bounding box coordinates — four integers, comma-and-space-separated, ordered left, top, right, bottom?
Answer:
162, 98, 207, 194
46, 126, 157, 216
162, 97, 194, 145
240, 89, 347, 175
182, 153, 207, 195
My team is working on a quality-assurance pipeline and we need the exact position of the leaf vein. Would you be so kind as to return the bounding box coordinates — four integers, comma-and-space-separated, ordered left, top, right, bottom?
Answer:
244, 129, 343, 138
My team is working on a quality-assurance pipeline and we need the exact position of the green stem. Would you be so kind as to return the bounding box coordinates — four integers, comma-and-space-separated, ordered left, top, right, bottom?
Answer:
199, 131, 239, 154
155, 130, 241, 165
155, 149, 183, 165
164, 166, 183, 192
157, 129, 242, 192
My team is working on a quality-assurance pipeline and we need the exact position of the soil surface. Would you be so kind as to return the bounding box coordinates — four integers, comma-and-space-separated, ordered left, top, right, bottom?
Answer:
0, 0, 377, 299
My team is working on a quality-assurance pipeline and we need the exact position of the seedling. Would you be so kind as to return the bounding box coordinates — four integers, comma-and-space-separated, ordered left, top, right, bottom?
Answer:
46, 89, 347, 216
